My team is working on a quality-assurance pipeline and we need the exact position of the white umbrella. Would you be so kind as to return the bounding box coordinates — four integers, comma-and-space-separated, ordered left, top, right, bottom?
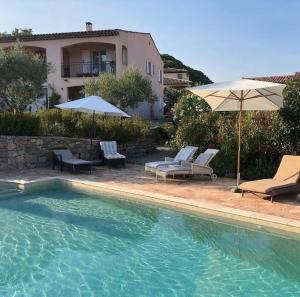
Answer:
55, 95, 130, 159
55, 95, 130, 117
189, 79, 285, 187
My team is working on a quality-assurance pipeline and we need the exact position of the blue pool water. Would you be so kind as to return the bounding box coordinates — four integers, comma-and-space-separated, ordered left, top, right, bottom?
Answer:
0, 184, 299, 296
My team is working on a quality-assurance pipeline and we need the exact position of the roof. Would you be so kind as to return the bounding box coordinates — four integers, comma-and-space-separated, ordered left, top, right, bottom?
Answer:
245, 72, 300, 84
0, 29, 120, 43
164, 77, 192, 86
164, 67, 188, 73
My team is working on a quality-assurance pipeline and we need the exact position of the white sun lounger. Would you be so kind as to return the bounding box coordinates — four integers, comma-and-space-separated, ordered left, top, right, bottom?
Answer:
145, 146, 198, 173
100, 141, 126, 166
155, 149, 219, 182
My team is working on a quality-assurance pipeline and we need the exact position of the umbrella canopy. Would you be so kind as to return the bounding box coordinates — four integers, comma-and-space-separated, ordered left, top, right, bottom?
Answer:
55, 95, 130, 160
189, 79, 285, 187
55, 95, 130, 117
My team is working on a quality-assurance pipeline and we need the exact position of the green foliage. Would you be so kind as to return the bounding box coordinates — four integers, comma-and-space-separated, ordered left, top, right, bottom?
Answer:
161, 54, 212, 85
85, 68, 156, 109
0, 28, 33, 37
173, 91, 211, 122
0, 112, 40, 136
172, 112, 293, 179
48, 91, 61, 108
0, 44, 51, 112
281, 78, 300, 149
37, 109, 151, 143
164, 87, 182, 105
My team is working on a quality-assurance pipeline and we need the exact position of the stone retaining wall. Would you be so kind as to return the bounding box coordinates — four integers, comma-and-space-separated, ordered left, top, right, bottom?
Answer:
0, 136, 156, 170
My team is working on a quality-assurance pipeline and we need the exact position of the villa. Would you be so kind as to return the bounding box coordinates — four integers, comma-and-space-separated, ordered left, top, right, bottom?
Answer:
0, 22, 164, 119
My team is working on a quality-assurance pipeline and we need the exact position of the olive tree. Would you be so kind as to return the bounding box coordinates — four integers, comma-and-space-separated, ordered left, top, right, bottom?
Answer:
85, 68, 156, 109
0, 44, 51, 112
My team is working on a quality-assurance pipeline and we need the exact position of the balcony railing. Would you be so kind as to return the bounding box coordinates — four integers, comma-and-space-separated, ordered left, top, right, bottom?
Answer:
62, 61, 115, 78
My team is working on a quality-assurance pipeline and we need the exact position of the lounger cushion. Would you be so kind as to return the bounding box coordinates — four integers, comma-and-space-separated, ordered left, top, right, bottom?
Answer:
156, 164, 192, 178
194, 153, 213, 166
273, 155, 300, 183
53, 149, 74, 161
100, 141, 118, 156
239, 179, 297, 194
105, 153, 126, 160
174, 147, 195, 162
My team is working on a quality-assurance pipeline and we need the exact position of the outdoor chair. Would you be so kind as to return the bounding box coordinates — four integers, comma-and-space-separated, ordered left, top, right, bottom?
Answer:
239, 155, 300, 202
145, 146, 198, 173
100, 141, 126, 166
155, 149, 219, 182
52, 148, 92, 174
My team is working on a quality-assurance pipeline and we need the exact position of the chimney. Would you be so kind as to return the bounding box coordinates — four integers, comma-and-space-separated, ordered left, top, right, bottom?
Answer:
86, 22, 93, 32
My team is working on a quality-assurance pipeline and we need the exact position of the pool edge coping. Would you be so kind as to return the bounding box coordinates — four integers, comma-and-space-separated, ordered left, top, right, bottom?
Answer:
1, 176, 300, 235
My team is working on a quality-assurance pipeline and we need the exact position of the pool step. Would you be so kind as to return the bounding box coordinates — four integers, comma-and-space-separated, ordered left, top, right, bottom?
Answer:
0, 188, 22, 199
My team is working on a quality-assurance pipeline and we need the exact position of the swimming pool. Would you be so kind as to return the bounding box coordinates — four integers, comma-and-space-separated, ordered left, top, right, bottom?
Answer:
0, 184, 300, 296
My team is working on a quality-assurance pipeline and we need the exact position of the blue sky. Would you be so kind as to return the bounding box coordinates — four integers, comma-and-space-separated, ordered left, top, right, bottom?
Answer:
0, 0, 299, 81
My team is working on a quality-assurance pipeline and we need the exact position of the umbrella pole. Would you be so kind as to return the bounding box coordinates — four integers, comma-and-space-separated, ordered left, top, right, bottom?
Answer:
90, 111, 95, 160
237, 98, 243, 187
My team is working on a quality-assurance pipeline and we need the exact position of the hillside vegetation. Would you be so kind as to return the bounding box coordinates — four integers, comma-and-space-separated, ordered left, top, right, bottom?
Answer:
161, 54, 212, 85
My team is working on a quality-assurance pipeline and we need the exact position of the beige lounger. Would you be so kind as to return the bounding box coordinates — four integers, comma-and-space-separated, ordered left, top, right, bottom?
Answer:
239, 155, 300, 202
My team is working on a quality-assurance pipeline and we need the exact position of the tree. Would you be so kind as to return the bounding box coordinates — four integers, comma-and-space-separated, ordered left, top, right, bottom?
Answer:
161, 54, 212, 85
173, 90, 211, 122
0, 28, 33, 37
0, 44, 51, 112
281, 78, 300, 149
85, 68, 156, 109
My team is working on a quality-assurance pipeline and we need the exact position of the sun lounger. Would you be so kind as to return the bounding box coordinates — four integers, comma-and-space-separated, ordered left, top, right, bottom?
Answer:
239, 155, 300, 202
52, 148, 92, 174
155, 149, 219, 182
145, 146, 198, 173
100, 141, 126, 166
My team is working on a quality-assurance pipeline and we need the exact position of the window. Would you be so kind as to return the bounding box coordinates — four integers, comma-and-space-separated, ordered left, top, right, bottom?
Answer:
146, 60, 154, 76
177, 73, 183, 79
122, 46, 128, 65
158, 69, 163, 83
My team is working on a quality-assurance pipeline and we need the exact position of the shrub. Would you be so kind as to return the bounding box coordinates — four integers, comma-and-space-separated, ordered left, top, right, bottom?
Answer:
281, 78, 300, 150
0, 110, 152, 143
173, 92, 210, 122
172, 111, 293, 179
49, 91, 61, 108
37, 109, 151, 142
0, 112, 40, 136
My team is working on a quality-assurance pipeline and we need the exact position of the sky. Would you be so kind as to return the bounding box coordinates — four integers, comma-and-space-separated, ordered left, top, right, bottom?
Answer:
0, 0, 299, 82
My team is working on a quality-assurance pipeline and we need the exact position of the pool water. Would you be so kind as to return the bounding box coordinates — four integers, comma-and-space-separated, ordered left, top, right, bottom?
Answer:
0, 185, 300, 296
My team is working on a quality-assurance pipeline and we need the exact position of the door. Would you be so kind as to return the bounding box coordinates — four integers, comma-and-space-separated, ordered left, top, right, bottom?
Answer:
81, 50, 91, 75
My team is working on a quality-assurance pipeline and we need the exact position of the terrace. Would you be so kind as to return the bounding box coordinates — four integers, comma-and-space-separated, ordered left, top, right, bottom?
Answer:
61, 42, 116, 78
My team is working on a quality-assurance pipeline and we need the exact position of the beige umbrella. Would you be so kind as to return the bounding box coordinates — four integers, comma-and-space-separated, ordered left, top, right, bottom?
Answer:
189, 79, 285, 187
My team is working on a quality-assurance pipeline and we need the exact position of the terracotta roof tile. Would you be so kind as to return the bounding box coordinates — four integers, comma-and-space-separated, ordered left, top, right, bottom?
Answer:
0, 29, 119, 43
245, 72, 300, 84
164, 77, 191, 86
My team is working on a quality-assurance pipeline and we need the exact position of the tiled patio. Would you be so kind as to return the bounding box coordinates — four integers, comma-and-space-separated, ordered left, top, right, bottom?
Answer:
1, 163, 300, 222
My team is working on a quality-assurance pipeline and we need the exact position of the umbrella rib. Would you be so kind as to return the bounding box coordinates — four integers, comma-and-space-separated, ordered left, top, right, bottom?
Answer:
203, 91, 220, 99
229, 91, 242, 101
204, 94, 239, 100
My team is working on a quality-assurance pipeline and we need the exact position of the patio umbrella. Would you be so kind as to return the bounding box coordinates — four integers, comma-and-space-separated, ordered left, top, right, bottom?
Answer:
189, 79, 285, 188
55, 95, 130, 159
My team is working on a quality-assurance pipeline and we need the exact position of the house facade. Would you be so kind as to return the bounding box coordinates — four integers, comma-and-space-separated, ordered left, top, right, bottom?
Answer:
0, 23, 164, 119
163, 68, 192, 89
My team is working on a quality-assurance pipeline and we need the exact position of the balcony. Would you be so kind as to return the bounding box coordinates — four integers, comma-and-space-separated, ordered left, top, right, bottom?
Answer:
62, 61, 115, 78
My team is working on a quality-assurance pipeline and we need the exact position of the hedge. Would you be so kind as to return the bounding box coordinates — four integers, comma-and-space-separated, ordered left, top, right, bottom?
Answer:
0, 110, 152, 143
